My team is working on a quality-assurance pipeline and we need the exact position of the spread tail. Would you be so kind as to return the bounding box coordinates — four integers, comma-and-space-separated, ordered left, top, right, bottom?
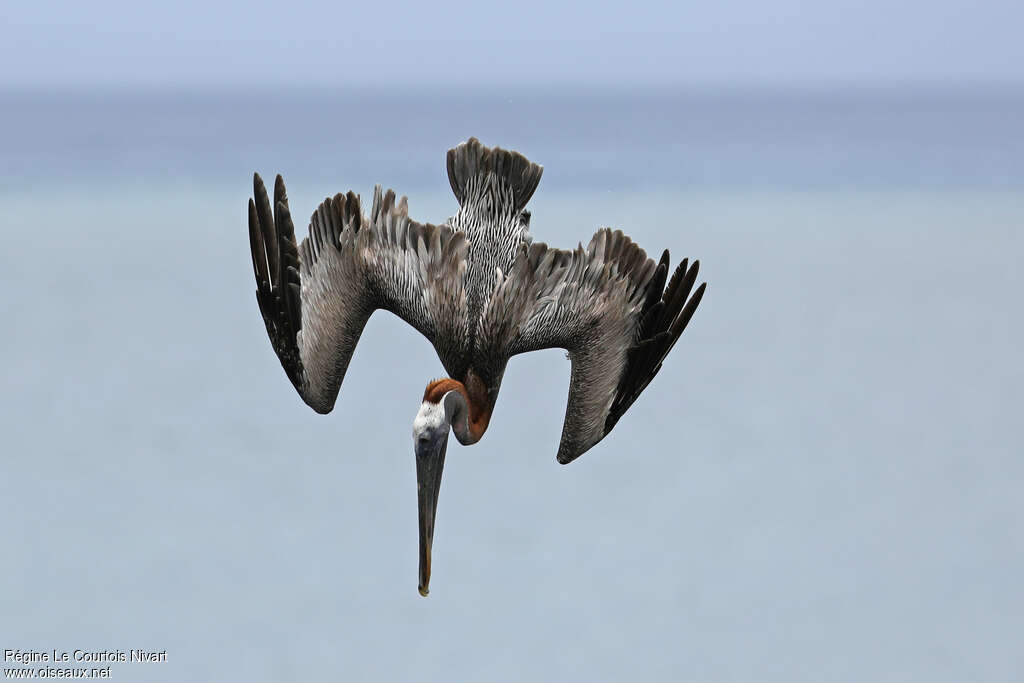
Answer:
446, 137, 543, 213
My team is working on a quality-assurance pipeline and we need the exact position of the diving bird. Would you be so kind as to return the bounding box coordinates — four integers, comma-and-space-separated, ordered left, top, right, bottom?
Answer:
247, 138, 706, 596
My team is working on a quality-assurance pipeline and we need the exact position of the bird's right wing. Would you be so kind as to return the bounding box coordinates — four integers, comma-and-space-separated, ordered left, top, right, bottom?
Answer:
247, 174, 467, 414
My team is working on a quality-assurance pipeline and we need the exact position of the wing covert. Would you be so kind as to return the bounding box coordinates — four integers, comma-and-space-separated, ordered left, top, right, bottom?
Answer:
487, 228, 705, 463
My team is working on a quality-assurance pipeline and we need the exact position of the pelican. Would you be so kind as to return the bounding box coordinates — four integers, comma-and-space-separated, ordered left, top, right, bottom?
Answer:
247, 138, 706, 596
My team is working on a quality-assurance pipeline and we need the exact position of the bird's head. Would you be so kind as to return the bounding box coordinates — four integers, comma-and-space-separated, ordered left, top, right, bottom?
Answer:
411, 377, 488, 597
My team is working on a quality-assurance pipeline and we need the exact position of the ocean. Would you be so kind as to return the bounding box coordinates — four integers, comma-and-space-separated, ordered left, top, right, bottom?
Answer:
2, 86, 1021, 681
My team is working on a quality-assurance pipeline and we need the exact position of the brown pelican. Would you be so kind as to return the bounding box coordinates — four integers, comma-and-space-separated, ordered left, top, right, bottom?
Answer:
247, 138, 706, 596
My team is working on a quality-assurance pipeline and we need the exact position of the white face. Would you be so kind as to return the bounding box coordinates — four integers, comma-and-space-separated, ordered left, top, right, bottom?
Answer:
412, 400, 446, 439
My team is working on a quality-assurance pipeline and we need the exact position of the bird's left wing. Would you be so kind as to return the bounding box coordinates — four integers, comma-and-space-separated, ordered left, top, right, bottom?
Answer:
484, 228, 705, 463
248, 173, 467, 413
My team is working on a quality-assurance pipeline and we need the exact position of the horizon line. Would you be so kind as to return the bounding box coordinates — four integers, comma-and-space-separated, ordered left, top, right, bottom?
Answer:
2, 78, 1023, 96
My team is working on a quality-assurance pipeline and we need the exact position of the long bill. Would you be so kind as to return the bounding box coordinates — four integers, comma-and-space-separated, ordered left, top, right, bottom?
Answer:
415, 429, 449, 596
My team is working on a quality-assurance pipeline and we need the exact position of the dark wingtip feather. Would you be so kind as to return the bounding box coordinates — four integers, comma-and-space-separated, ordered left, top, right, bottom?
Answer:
665, 281, 706, 357
274, 176, 295, 243
249, 172, 306, 393
274, 174, 287, 203
253, 172, 279, 282
604, 252, 707, 435
248, 198, 269, 287
642, 257, 669, 315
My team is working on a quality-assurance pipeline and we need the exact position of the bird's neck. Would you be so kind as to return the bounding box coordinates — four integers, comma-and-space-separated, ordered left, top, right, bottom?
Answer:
423, 375, 492, 445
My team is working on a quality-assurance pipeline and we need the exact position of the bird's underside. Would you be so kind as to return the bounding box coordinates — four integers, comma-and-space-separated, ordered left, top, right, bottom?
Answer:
248, 137, 706, 464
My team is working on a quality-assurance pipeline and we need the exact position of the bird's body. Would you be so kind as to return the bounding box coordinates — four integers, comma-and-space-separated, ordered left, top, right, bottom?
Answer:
247, 138, 706, 594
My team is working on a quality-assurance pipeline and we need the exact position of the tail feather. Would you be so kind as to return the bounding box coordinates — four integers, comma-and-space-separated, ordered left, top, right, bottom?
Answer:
446, 137, 543, 213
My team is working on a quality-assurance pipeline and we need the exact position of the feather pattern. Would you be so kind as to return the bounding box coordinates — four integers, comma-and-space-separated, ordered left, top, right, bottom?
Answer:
248, 138, 705, 463
486, 228, 703, 463
248, 174, 468, 413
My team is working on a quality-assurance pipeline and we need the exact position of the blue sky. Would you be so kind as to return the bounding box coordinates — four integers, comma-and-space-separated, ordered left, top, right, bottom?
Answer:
3, 0, 1022, 86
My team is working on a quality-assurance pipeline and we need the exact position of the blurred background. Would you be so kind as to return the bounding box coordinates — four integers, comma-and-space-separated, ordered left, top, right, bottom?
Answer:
2, 1, 1022, 681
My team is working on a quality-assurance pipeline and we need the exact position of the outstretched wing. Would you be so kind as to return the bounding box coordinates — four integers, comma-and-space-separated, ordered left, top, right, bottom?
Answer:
248, 173, 467, 413
486, 228, 705, 463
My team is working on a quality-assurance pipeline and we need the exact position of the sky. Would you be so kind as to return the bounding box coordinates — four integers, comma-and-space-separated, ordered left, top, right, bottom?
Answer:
2, 0, 1023, 87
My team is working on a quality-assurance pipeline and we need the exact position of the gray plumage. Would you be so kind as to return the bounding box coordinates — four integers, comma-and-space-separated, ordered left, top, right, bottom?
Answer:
248, 137, 706, 464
